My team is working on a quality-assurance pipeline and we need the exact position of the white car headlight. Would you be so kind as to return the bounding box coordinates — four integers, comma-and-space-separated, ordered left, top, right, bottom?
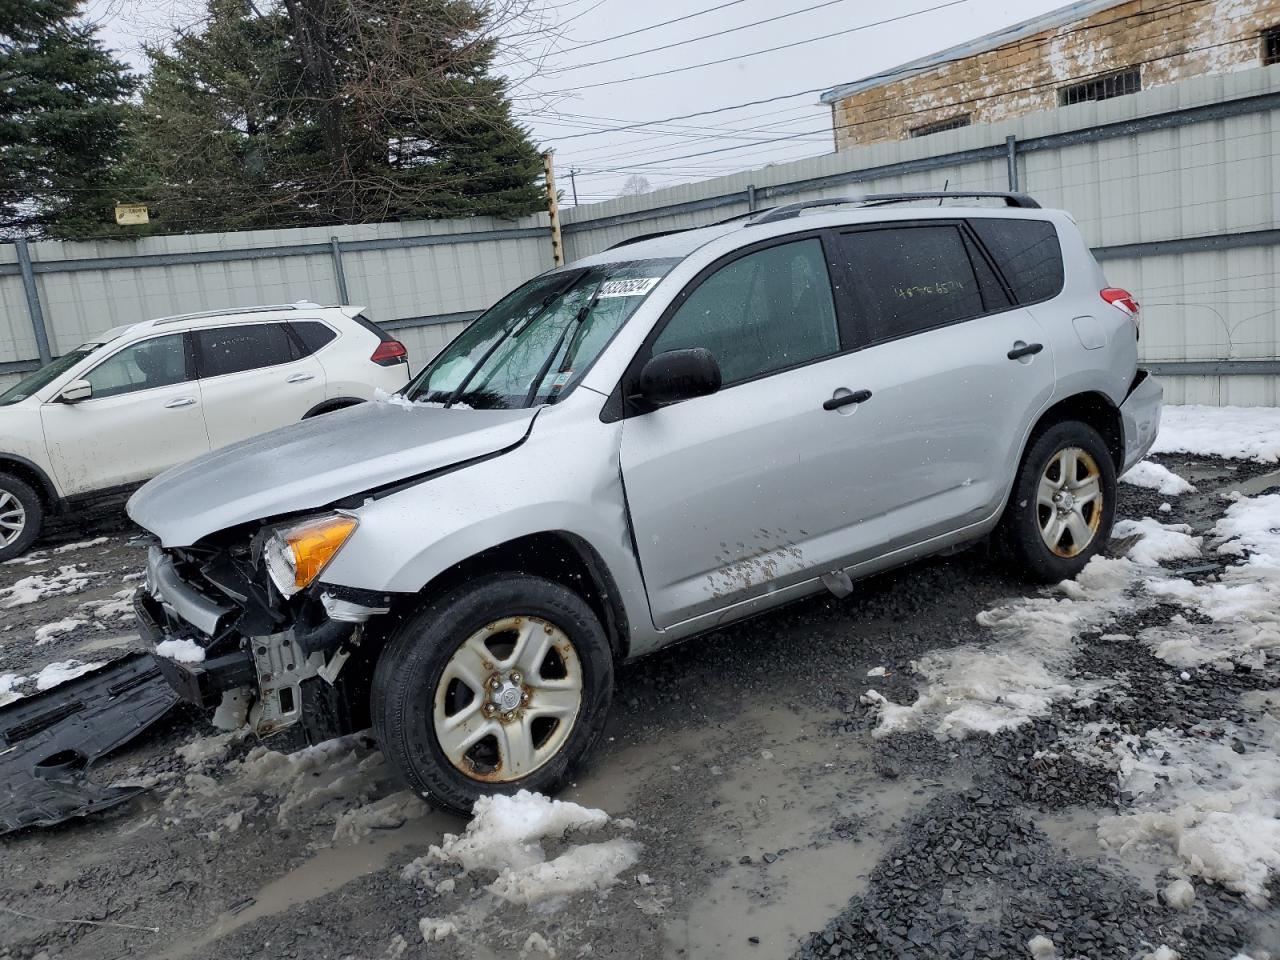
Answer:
263, 514, 358, 598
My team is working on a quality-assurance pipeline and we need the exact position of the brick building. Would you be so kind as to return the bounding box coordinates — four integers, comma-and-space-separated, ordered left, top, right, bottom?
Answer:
822, 0, 1280, 149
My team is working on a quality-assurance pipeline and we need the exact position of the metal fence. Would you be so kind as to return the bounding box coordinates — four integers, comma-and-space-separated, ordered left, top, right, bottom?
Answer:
0, 215, 552, 388
3, 64, 1278, 405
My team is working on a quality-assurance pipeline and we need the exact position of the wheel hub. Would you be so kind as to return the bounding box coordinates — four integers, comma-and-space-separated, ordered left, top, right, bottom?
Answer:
489, 676, 526, 716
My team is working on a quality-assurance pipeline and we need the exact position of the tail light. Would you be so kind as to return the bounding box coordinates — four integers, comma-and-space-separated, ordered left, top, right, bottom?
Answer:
1101, 287, 1140, 338
370, 339, 407, 366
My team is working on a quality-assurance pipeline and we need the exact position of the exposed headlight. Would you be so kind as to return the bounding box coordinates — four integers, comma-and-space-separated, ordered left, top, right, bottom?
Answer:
263, 514, 358, 597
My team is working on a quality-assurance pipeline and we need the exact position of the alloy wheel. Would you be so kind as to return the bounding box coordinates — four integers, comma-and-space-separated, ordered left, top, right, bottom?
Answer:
1036, 446, 1104, 558
433, 615, 583, 782
0, 489, 26, 548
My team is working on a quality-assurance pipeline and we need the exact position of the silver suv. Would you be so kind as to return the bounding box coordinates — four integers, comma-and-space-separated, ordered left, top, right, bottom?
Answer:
128, 192, 1162, 814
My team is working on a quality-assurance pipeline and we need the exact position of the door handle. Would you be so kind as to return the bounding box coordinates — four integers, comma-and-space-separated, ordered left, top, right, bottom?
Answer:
164, 397, 196, 408
1007, 342, 1044, 360
285, 373, 315, 384
823, 389, 872, 411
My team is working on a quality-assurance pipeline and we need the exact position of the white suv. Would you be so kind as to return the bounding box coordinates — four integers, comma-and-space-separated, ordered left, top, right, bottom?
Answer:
0, 302, 410, 560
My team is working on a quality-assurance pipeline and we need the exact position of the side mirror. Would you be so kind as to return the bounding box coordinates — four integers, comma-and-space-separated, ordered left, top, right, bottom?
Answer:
58, 380, 92, 404
635, 348, 722, 408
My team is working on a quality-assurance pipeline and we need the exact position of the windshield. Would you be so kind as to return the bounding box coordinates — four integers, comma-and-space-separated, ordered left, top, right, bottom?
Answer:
405, 259, 678, 409
0, 345, 102, 407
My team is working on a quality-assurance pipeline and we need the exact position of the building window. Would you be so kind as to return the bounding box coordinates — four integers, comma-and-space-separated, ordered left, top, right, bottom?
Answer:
909, 115, 971, 138
1264, 26, 1280, 65
1058, 68, 1141, 106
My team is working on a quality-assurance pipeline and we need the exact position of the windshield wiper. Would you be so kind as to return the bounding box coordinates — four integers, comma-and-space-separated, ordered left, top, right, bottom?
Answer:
443, 283, 571, 409
522, 282, 604, 407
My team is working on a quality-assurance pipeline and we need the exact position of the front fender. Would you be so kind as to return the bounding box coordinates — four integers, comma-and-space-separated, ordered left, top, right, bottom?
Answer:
319, 408, 658, 656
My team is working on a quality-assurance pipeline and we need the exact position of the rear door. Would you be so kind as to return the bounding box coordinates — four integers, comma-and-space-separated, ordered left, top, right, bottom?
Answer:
618, 234, 852, 628
194, 321, 327, 449
40, 332, 210, 495
798, 220, 1058, 569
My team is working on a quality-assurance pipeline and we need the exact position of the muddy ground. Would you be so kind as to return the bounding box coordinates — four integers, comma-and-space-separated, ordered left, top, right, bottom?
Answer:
1, 454, 1278, 960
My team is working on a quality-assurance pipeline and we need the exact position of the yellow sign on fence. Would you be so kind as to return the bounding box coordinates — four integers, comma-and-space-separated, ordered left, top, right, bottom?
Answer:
115, 203, 149, 225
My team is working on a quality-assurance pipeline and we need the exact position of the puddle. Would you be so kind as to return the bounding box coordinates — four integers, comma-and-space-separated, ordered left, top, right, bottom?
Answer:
158, 808, 456, 960
665, 705, 948, 958
1037, 806, 1165, 896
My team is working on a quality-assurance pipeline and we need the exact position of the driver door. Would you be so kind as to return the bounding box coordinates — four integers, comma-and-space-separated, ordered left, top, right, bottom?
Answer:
40, 332, 211, 496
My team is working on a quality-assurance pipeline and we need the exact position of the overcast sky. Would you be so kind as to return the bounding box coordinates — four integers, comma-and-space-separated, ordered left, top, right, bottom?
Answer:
86, 0, 1070, 205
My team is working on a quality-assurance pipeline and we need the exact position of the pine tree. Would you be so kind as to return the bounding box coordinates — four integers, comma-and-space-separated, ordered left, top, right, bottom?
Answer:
127, 0, 544, 232
0, 0, 135, 238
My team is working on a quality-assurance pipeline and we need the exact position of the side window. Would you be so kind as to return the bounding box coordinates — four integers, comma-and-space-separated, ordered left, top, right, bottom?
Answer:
196, 323, 297, 378
835, 225, 990, 344
651, 238, 840, 386
969, 219, 1064, 305
290, 321, 338, 355
84, 334, 190, 399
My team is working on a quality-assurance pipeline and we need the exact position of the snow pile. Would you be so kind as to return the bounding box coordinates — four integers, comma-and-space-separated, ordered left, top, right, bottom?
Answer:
404, 790, 638, 909
1112, 517, 1202, 567
155, 637, 206, 663
331, 790, 428, 844
374, 387, 472, 411
1098, 717, 1280, 905
52, 536, 109, 554
0, 672, 23, 707
81, 587, 136, 620
1151, 405, 1280, 462
1, 565, 95, 607
1139, 494, 1280, 669
33, 659, 103, 690
1121, 460, 1196, 496
862, 557, 1139, 739
33, 618, 85, 645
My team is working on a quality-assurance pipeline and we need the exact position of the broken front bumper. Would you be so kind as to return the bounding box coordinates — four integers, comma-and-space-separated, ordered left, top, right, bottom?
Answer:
138, 545, 389, 737
1120, 369, 1162, 474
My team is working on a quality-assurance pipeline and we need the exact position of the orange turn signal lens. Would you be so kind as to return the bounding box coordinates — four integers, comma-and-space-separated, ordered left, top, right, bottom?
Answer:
283, 515, 358, 589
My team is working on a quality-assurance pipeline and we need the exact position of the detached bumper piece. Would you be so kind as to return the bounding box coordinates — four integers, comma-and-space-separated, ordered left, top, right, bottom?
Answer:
0, 653, 178, 835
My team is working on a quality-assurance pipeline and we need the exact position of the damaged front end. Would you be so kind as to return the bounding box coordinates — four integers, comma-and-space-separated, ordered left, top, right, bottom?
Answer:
135, 514, 391, 739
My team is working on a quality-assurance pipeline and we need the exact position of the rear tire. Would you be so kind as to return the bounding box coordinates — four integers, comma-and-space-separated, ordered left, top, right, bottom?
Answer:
0, 473, 43, 563
371, 573, 613, 816
996, 420, 1116, 583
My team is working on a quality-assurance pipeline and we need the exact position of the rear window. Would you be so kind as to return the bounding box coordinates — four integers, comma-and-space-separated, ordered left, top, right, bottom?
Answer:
969, 219, 1064, 305
351, 312, 396, 343
290, 321, 338, 354
834, 225, 993, 344
196, 323, 298, 377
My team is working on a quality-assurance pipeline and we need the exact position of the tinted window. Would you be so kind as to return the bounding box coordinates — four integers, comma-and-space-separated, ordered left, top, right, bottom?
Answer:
351, 312, 395, 343
969, 219, 1064, 305
290, 321, 337, 354
836, 225, 988, 344
652, 238, 840, 386
85, 334, 190, 399
197, 323, 297, 377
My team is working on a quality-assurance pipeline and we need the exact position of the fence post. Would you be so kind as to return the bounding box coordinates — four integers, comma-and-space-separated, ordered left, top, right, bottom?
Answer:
747, 184, 757, 212
1005, 135, 1020, 192
14, 239, 52, 365
542, 150, 565, 266
329, 237, 350, 305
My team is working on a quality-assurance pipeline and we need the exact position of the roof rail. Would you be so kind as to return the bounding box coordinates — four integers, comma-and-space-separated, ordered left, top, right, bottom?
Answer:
151, 301, 325, 326
606, 229, 690, 250
749, 191, 1040, 225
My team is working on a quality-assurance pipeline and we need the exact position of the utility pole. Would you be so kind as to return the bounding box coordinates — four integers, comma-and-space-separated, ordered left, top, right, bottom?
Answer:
542, 150, 564, 266
568, 167, 580, 206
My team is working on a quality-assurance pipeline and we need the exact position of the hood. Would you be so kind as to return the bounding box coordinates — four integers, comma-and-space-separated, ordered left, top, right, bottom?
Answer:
128, 401, 538, 546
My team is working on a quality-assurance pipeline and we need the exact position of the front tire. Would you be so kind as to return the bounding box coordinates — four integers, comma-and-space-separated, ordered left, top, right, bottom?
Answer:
371, 574, 614, 815
996, 420, 1117, 583
0, 473, 43, 563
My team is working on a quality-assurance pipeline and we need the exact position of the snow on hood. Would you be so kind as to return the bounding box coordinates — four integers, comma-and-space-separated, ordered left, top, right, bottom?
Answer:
128, 401, 538, 546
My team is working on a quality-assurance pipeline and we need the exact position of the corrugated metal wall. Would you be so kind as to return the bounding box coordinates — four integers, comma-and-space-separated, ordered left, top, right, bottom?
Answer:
3, 65, 1277, 404
561, 65, 1280, 406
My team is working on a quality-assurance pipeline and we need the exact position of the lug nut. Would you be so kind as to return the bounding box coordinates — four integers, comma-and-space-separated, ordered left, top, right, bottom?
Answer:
510, 671, 522, 684
483, 703, 497, 715
503, 711, 515, 721
489, 677, 502, 690
521, 692, 531, 703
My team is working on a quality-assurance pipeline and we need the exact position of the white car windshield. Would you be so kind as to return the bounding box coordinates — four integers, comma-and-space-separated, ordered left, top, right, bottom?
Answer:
404, 259, 678, 410
0, 344, 103, 406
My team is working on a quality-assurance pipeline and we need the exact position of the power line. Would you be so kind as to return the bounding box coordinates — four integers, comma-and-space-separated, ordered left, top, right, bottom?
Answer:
544, 1, 968, 93
578, 27, 1261, 176
545, 0, 860, 75
551, 0, 754, 54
